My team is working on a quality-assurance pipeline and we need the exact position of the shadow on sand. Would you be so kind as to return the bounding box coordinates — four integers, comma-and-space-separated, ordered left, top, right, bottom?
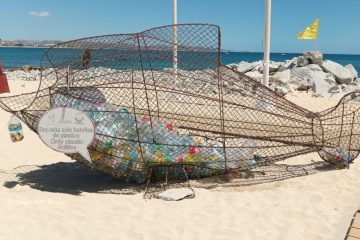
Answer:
1, 162, 143, 195
0, 160, 340, 195
193, 161, 339, 189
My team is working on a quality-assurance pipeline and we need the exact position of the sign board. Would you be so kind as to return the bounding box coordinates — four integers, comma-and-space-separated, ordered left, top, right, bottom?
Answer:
38, 107, 95, 163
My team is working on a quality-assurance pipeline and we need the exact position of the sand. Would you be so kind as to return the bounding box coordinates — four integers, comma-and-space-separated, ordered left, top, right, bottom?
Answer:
0, 81, 359, 240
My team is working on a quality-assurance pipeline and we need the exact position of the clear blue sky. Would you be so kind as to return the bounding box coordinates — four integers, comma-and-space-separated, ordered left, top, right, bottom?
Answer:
1, 0, 360, 54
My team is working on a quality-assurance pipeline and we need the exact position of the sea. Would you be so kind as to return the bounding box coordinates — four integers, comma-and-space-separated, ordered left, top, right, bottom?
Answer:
1, 47, 360, 73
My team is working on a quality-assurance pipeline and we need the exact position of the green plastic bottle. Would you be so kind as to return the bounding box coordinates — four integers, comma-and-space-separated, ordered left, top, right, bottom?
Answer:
8, 115, 24, 142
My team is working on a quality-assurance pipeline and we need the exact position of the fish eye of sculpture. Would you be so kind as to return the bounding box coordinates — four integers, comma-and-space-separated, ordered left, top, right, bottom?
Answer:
0, 24, 358, 183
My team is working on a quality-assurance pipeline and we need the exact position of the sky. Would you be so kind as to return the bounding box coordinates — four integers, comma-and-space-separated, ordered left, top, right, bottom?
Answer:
1, 0, 360, 54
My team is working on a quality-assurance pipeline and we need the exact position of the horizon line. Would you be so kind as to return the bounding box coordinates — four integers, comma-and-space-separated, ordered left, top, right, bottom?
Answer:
0, 45, 359, 56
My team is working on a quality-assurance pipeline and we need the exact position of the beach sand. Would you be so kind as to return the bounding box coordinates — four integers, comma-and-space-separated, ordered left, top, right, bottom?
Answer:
0, 81, 359, 240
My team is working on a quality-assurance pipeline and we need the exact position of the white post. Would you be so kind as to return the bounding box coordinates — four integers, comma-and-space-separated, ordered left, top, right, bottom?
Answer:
263, 0, 271, 86
173, 0, 178, 75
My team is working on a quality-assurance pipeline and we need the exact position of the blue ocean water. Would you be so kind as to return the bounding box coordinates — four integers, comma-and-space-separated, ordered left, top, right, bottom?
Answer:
0, 47, 360, 73
0, 47, 47, 69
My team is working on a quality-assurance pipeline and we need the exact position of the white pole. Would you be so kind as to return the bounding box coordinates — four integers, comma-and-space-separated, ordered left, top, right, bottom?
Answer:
173, 0, 178, 74
263, 0, 271, 86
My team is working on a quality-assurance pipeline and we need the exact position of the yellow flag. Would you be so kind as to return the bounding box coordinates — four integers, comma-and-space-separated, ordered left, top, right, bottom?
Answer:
297, 19, 319, 40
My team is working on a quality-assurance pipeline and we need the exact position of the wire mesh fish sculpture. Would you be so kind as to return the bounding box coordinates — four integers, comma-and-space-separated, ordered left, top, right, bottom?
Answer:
0, 24, 359, 183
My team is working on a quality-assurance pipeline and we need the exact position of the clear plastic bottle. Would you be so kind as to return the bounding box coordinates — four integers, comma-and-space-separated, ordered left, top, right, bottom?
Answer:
8, 115, 24, 142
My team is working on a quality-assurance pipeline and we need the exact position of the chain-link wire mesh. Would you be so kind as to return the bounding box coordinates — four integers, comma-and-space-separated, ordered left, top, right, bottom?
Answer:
0, 24, 359, 183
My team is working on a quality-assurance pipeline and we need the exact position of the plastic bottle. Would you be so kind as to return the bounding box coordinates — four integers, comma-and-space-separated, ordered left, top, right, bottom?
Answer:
8, 115, 24, 142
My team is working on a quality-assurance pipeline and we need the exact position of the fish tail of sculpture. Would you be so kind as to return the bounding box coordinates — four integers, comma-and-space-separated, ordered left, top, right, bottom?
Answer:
315, 91, 360, 166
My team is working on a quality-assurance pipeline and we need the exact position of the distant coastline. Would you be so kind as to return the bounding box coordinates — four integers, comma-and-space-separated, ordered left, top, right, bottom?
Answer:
0, 46, 49, 49
0, 40, 61, 48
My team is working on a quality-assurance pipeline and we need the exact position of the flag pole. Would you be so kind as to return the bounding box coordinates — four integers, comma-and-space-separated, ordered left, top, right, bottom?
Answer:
173, 0, 178, 75
263, 0, 271, 87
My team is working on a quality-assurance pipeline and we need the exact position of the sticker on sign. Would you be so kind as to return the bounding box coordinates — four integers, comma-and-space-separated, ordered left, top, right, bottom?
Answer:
38, 107, 95, 164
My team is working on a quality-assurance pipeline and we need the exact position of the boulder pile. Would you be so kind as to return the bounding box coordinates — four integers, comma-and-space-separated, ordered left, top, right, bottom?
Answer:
228, 51, 360, 96
5, 68, 43, 81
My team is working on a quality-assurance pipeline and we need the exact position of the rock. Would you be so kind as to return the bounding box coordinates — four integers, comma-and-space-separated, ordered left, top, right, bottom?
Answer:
292, 78, 314, 91
252, 61, 263, 72
21, 65, 33, 71
274, 86, 289, 96
297, 56, 309, 67
323, 73, 337, 85
328, 85, 342, 94
236, 61, 253, 73
5, 68, 56, 81
252, 61, 281, 73
258, 61, 281, 73
268, 61, 281, 72
291, 64, 323, 76
313, 74, 337, 97
339, 84, 347, 90
321, 60, 355, 84
271, 69, 291, 84
342, 84, 360, 94
345, 64, 358, 78
349, 82, 360, 88
227, 63, 238, 71
290, 64, 336, 96
278, 58, 297, 71
304, 51, 323, 65
286, 84, 296, 94
245, 71, 263, 82
8, 66, 45, 72
351, 78, 360, 86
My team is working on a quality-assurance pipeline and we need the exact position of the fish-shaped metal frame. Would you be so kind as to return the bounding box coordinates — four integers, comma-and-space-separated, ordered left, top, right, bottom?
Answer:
0, 24, 359, 182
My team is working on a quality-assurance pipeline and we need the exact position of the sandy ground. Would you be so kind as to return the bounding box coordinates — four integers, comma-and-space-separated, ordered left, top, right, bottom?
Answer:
0, 81, 359, 240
